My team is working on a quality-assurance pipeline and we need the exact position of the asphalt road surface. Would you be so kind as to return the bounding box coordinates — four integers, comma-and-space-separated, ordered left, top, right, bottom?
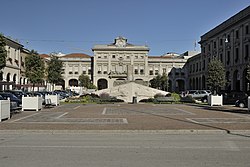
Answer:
0, 132, 249, 167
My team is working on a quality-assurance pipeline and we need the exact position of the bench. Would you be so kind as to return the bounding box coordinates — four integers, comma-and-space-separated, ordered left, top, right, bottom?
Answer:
155, 97, 175, 104
44, 99, 52, 108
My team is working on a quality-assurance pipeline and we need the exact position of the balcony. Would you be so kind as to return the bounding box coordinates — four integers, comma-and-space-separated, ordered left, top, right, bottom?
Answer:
108, 71, 127, 78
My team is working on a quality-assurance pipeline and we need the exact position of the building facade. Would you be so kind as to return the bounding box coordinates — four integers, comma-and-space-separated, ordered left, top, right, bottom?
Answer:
188, 6, 250, 92
91, 36, 191, 91
0, 37, 23, 90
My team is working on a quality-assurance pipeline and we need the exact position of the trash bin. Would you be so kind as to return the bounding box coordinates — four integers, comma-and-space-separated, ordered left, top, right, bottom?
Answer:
132, 96, 137, 104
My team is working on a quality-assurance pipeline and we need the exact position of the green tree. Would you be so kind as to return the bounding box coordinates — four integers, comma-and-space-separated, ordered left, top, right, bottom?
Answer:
150, 73, 169, 91
0, 34, 7, 70
78, 73, 96, 89
25, 50, 45, 92
46, 54, 63, 90
160, 72, 168, 91
206, 59, 226, 94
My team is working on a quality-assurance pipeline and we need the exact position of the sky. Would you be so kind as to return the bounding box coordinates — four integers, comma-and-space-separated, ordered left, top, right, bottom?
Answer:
1, 0, 249, 56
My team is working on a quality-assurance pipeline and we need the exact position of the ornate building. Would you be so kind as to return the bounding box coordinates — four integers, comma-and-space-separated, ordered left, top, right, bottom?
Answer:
92, 36, 191, 91
189, 5, 250, 92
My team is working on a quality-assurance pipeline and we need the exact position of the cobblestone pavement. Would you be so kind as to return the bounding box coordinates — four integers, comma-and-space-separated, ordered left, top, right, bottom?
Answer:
0, 103, 250, 131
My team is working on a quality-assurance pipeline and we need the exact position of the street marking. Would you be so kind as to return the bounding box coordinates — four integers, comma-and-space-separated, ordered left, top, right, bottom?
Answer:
9, 113, 40, 123
73, 106, 80, 110
0, 145, 247, 150
187, 118, 250, 124
102, 108, 107, 115
56, 112, 68, 119
174, 108, 195, 115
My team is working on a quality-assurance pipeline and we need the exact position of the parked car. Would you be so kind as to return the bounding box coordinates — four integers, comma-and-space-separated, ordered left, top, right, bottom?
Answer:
223, 91, 248, 105
235, 97, 248, 108
0, 92, 22, 107
187, 90, 211, 102
4, 90, 28, 101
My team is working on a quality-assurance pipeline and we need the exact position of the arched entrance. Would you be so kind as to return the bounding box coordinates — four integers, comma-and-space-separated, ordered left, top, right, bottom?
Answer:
233, 70, 240, 91
243, 68, 248, 92
58, 79, 65, 90
202, 75, 206, 90
225, 71, 231, 91
97, 79, 108, 90
176, 79, 185, 92
69, 79, 78, 87
168, 80, 172, 92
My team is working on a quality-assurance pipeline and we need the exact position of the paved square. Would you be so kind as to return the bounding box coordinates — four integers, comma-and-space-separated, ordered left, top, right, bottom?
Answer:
103, 106, 195, 115
187, 118, 250, 124
11, 112, 128, 124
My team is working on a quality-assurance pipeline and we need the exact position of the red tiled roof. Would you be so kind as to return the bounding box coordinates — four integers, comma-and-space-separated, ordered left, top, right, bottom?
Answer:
39, 54, 50, 58
62, 53, 91, 58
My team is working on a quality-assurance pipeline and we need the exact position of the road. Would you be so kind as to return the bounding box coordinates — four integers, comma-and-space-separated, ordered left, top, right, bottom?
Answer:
0, 132, 249, 167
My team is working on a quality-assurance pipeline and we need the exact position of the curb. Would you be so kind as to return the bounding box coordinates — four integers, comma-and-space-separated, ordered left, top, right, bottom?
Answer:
2, 129, 249, 135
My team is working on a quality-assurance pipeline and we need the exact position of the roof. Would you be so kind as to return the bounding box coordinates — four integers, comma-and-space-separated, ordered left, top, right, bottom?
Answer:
148, 56, 181, 59
62, 53, 91, 58
39, 54, 50, 58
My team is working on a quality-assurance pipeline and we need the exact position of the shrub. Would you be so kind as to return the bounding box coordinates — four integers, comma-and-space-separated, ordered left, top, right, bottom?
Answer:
180, 95, 195, 103
99, 92, 110, 99
154, 93, 165, 98
170, 92, 181, 102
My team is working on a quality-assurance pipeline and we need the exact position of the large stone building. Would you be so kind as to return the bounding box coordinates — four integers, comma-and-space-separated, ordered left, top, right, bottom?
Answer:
92, 36, 192, 92
187, 5, 250, 92
0, 36, 27, 90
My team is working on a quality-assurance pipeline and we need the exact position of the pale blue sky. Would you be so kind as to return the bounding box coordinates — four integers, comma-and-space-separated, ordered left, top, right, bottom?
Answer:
1, 0, 249, 55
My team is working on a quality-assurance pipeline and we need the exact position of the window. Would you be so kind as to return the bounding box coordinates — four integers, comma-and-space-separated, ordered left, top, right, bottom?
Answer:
98, 71, 102, 74
140, 69, 144, 75
235, 48, 239, 63
236, 30, 239, 39
112, 55, 116, 58
98, 56, 101, 58
69, 71, 73, 74
104, 56, 107, 59
196, 63, 198, 72
134, 69, 138, 74
227, 51, 230, 65
245, 45, 249, 60
127, 56, 130, 59
190, 65, 192, 73
163, 68, 166, 73
213, 41, 216, 49
203, 47, 206, 53
208, 44, 211, 51
88, 69, 91, 74
203, 60, 205, 70
227, 34, 230, 42
246, 25, 249, 34
220, 54, 223, 62
75, 72, 78, 75
82, 71, 86, 74
135, 56, 138, 59
220, 38, 223, 46
149, 70, 153, 75
155, 70, 159, 75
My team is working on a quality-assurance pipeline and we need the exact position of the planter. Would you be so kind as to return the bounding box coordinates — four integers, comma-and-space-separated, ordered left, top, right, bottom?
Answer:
22, 96, 42, 111
0, 100, 10, 122
208, 95, 223, 106
45, 94, 60, 106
